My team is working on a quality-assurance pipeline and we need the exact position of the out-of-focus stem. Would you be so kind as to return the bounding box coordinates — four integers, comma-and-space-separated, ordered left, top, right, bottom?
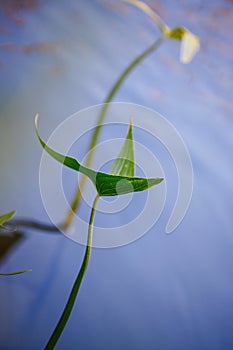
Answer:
61, 35, 165, 230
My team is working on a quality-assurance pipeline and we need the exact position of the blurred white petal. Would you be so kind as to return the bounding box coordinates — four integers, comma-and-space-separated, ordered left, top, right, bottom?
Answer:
180, 31, 200, 64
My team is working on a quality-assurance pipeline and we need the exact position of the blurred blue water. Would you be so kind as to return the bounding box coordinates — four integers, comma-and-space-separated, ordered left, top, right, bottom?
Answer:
0, 0, 233, 349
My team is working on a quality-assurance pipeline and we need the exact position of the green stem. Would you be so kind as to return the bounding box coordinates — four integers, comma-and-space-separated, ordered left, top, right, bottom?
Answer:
45, 195, 99, 350
61, 35, 165, 230
0, 270, 31, 276
121, 0, 169, 34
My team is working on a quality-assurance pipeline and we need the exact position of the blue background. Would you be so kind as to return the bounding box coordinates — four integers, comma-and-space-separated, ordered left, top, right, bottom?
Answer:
0, 0, 233, 349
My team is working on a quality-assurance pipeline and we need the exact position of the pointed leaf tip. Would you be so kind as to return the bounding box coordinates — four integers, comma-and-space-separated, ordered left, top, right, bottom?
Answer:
110, 119, 135, 177
0, 210, 16, 228
35, 113, 39, 125
35, 116, 163, 197
35, 114, 81, 172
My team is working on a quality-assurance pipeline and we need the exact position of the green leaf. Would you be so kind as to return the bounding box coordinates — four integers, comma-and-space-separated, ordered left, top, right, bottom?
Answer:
110, 117, 135, 177
0, 269, 31, 276
95, 172, 163, 196
0, 210, 16, 228
35, 115, 163, 197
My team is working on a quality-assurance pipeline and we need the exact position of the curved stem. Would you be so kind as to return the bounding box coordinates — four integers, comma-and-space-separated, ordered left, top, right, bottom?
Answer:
62, 35, 165, 230
45, 195, 99, 350
121, 0, 169, 34
0, 270, 31, 276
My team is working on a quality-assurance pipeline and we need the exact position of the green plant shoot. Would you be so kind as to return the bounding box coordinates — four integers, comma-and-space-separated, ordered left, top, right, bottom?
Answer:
122, 0, 200, 63
35, 114, 163, 197
40, 118, 163, 349
63, 0, 199, 229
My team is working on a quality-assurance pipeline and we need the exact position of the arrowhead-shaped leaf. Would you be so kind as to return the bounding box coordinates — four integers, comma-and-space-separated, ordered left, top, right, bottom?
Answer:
35, 115, 163, 197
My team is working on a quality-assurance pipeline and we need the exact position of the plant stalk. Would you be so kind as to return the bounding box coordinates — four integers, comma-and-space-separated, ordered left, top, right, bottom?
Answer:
45, 195, 99, 350
61, 35, 165, 230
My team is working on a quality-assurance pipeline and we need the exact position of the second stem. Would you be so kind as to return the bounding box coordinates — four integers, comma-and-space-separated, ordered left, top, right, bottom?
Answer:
62, 35, 165, 230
